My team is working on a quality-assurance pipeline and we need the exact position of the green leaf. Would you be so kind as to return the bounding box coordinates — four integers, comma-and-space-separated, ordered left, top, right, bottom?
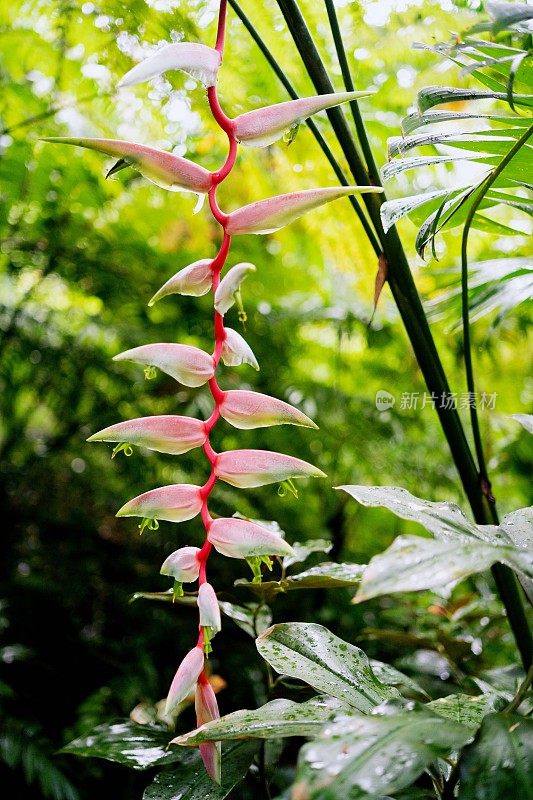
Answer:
427, 692, 506, 730
61, 720, 179, 770
402, 109, 532, 135
369, 660, 429, 699
294, 702, 472, 800
218, 601, 272, 638
235, 562, 364, 598
355, 534, 533, 601
457, 713, 533, 799
172, 695, 349, 745
337, 485, 480, 540
256, 623, 398, 711
417, 85, 533, 112
282, 538, 332, 568
143, 740, 259, 800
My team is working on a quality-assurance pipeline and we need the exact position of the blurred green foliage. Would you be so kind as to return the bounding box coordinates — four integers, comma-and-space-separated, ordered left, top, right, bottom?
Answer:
0, 0, 531, 798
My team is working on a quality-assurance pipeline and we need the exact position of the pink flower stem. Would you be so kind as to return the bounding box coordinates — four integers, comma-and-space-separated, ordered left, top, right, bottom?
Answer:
195, 0, 238, 655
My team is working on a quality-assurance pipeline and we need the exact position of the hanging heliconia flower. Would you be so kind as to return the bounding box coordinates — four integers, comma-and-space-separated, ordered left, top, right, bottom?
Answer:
45, 0, 381, 782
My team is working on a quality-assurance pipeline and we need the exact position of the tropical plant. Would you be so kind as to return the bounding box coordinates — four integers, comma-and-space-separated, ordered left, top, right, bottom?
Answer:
30, 0, 533, 798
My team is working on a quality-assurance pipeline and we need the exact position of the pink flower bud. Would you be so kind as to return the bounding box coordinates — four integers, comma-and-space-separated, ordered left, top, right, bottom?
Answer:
195, 681, 221, 784
42, 138, 212, 195
226, 186, 382, 236
149, 260, 213, 306
219, 389, 317, 430
116, 483, 202, 523
197, 583, 221, 633
161, 546, 201, 582
208, 517, 295, 559
215, 449, 326, 488
214, 263, 255, 315
221, 328, 259, 370
87, 415, 207, 455
234, 90, 374, 148
113, 343, 215, 387
118, 42, 221, 89
165, 646, 204, 715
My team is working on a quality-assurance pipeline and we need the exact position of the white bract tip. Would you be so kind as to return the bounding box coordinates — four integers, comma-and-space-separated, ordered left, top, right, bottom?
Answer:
160, 547, 201, 582
221, 328, 259, 370
149, 260, 213, 306
118, 42, 221, 89
197, 583, 222, 633
214, 262, 255, 315
165, 646, 204, 715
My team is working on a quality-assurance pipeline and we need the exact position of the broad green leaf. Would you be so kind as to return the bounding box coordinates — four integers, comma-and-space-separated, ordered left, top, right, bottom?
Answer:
172, 695, 349, 745
369, 660, 429, 699
235, 563, 364, 599
294, 702, 472, 800
337, 485, 480, 540
457, 713, 533, 799
402, 109, 532, 135
218, 601, 272, 638
61, 720, 179, 770
427, 692, 506, 729
355, 534, 533, 601
143, 740, 258, 800
388, 129, 527, 159
256, 623, 398, 711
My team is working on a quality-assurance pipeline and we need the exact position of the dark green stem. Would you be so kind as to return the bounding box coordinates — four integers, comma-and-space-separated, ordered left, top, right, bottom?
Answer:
461, 123, 533, 495
240, 0, 532, 668
323, 0, 381, 186
228, 0, 381, 254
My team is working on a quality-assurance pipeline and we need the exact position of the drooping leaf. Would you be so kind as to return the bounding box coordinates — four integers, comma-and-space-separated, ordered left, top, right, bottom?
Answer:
233, 91, 374, 148
225, 187, 382, 235
42, 138, 212, 193
61, 721, 179, 770
219, 389, 317, 430
87, 415, 207, 455
256, 623, 398, 711
215, 448, 326, 488
114, 343, 215, 387
174, 695, 349, 747
337, 485, 480, 540
143, 740, 259, 800
118, 42, 221, 89
457, 713, 533, 799
294, 702, 472, 800
355, 534, 533, 601
235, 562, 364, 599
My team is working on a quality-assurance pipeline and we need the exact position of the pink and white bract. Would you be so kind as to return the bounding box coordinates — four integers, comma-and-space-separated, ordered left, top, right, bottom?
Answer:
118, 42, 221, 89
215, 448, 327, 488
219, 389, 317, 430
87, 415, 207, 455
160, 547, 201, 583
116, 484, 203, 523
113, 342, 215, 387
149, 259, 213, 305
208, 517, 296, 559
165, 646, 205, 715
194, 681, 221, 784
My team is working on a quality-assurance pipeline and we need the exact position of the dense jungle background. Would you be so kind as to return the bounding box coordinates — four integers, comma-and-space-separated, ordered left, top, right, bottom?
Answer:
0, 0, 531, 798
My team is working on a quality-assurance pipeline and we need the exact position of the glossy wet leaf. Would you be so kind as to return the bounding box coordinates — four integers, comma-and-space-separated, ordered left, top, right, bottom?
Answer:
457, 713, 533, 800
61, 720, 179, 770
294, 703, 472, 800
256, 623, 398, 711
235, 563, 364, 600
427, 692, 506, 730
143, 740, 259, 800
368, 661, 428, 700
282, 538, 332, 568
173, 695, 349, 745
355, 534, 533, 601
417, 85, 533, 111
